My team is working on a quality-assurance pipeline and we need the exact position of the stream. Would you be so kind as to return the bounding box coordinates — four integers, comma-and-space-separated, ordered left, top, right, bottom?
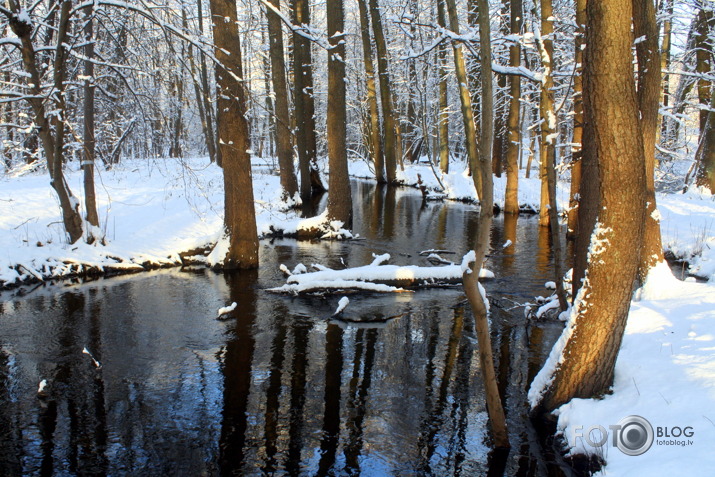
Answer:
0, 180, 575, 476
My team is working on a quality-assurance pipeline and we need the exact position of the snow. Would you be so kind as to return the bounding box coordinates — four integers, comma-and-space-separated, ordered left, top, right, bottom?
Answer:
217, 302, 237, 316
333, 296, 349, 315
553, 262, 715, 475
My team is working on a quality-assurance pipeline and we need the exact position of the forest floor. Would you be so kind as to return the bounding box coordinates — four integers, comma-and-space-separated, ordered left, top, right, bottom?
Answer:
1, 156, 714, 475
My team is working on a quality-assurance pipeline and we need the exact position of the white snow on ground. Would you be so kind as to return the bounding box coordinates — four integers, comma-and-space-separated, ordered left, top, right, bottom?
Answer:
554, 262, 715, 475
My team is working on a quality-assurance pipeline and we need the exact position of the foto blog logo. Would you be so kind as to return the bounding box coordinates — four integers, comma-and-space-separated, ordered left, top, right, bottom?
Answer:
573, 415, 654, 456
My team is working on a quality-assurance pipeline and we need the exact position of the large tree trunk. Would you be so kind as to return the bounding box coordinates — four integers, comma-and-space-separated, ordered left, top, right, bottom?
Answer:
83, 5, 99, 234
504, 0, 522, 215
532, 0, 647, 413
567, 0, 585, 238
633, 0, 665, 282
210, 0, 259, 269
357, 0, 385, 183
696, 92, 715, 192
696, 8, 714, 135
8, 0, 83, 244
267, 0, 299, 200
326, 0, 352, 226
369, 0, 399, 184
292, 0, 319, 199
445, 0, 483, 200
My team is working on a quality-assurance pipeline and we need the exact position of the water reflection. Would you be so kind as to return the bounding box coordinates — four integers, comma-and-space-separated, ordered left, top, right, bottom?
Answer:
0, 181, 573, 476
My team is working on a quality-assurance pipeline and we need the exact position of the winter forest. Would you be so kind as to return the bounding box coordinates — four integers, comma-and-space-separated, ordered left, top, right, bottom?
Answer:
1, 0, 715, 475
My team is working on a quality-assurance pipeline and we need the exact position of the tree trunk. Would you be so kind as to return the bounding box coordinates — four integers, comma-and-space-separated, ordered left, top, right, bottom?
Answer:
209, 0, 259, 269
633, 0, 665, 282
437, 0, 450, 174
445, 0, 483, 200
326, 0, 352, 226
566, 0, 585, 238
462, 0, 509, 448
267, 0, 299, 200
437, 0, 449, 174
533, 0, 647, 413
696, 8, 714, 135
357, 0, 385, 183
83, 5, 100, 234
292, 0, 318, 199
696, 92, 715, 192
369, 0, 399, 184
504, 0, 522, 214
197, 0, 218, 164
538, 0, 555, 228
8, 0, 83, 244
657, 0, 673, 142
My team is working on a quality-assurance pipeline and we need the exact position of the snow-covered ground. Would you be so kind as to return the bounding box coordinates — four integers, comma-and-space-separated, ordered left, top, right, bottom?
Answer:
1, 155, 714, 475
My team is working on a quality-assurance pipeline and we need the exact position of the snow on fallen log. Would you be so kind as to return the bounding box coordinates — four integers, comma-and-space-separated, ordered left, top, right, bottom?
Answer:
333, 296, 349, 315
269, 253, 494, 294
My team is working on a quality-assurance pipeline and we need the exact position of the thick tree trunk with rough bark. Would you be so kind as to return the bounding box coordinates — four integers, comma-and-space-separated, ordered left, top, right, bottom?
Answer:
357, 0, 385, 183
210, 0, 259, 269
504, 0, 522, 215
369, 0, 398, 184
696, 8, 714, 135
633, 0, 665, 282
534, 0, 647, 413
326, 0, 352, 226
267, 0, 299, 200
696, 93, 715, 192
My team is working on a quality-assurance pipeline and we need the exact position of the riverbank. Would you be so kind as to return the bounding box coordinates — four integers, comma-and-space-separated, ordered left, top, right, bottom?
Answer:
1, 157, 713, 289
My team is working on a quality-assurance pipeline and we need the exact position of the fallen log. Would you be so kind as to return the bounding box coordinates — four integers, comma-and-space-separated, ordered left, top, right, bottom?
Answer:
269, 253, 494, 295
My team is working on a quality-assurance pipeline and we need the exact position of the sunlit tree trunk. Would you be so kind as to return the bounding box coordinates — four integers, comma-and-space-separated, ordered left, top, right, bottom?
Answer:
633, 0, 665, 281
538, 0, 555, 228
567, 0, 585, 238
437, 0, 450, 174
504, 0, 522, 214
357, 0, 385, 183
209, 0, 259, 269
657, 0, 673, 142
369, 0, 398, 183
445, 0, 482, 200
533, 0, 647, 413
696, 92, 715, 192
326, 0, 352, 226
267, 0, 299, 199
462, 0, 509, 448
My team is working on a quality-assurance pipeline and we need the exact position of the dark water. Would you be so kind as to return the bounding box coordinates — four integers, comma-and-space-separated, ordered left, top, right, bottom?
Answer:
0, 181, 570, 476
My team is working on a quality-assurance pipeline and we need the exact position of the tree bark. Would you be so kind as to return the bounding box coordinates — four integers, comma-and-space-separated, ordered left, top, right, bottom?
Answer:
209, 0, 259, 269
538, 0, 555, 228
696, 8, 714, 135
463, 0, 509, 448
326, 0, 352, 226
267, 0, 299, 200
7, 0, 84, 244
437, 0, 450, 174
369, 0, 398, 184
445, 0, 483, 200
292, 0, 319, 199
535, 0, 647, 413
567, 0, 585, 238
633, 0, 665, 282
357, 0, 385, 183
696, 92, 715, 192
504, 0, 522, 215
83, 5, 100, 234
